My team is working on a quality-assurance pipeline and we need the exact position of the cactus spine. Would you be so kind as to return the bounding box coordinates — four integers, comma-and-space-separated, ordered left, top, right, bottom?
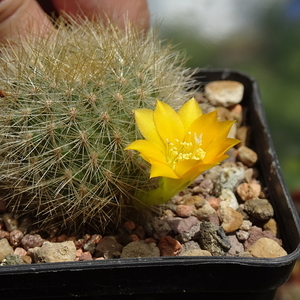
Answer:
0, 18, 195, 231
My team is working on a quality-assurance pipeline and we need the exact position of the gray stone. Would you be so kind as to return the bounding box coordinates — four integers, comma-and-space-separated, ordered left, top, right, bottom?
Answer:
194, 199, 215, 219
244, 199, 274, 221
83, 241, 96, 254
198, 221, 231, 256
176, 222, 201, 243
205, 165, 223, 182
214, 165, 245, 196
151, 219, 172, 239
179, 240, 201, 255
120, 241, 160, 258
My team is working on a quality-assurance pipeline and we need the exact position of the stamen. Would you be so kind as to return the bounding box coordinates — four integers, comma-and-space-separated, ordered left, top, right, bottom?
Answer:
165, 132, 206, 169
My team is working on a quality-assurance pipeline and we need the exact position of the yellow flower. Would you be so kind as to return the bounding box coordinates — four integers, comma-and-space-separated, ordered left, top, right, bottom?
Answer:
126, 98, 240, 206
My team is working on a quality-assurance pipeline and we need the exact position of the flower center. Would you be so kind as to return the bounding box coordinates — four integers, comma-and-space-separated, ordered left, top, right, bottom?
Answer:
166, 132, 206, 169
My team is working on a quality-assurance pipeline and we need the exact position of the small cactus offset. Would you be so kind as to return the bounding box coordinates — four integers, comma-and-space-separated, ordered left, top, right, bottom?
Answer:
0, 18, 195, 231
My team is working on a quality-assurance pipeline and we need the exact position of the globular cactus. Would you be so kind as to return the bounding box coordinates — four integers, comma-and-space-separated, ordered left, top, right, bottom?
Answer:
0, 18, 195, 232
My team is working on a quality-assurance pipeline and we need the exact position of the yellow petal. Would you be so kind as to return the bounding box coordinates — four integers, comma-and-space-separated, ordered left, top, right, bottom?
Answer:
149, 161, 179, 179
174, 159, 200, 177
181, 162, 220, 181
204, 138, 239, 162
153, 100, 184, 143
178, 98, 203, 131
134, 109, 163, 148
188, 110, 219, 142
125, 139, 166, 165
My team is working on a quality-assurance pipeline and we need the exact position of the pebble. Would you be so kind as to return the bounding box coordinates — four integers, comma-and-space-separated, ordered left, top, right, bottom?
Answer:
247, 238, 287, 258
176, 205, 193, 217
89, 234, 102, 244
57, 234, 68, 242
240, 220, 252, 231
227, 235, 244, 256
14, 247, 27, 257
0, 238, 14, 262
237, 146, 258, 167
176, 222, 201, 243
219, 189, 239, 210
133, 226, 146, 240
0, 230, 9, 239
181, 195, 203, 205
144, 237, 157, 244
166, 216, 200, 234
214, 165, 245, 196
21, 255, 32, 264
198, 178, 214, 193
205, 165, 223, 182
179, 240, 201, 254
198, 221, 231, 256
204, 80, 244, 107
236, 126, 251, 147
236, 230, 249, 241
163, 209, 175, 218
83, 241, 96, 254
236, 181, 261, 201
181, 249, 212, 256
130, 234, 140, 242
158, 236, 182, 256
28, 241, 77, 263
120, 241, 160, 258
194, 199, 216, 219
238, 252, 253, 258
244, 199, 274, 221
263, 218, 278, 236
207, 197, 221, 210
217, 106, 234, 122
3, 213, 19, 232
124, 221, 136, 231
9, 229, 24, 246
229, 104, 243, 126
244, 168, 259, 183
219, 201, 243, 233
73, 239, 85, 249
236, 204, 250, 220
1, 254, 25, 266
244, 226, 282, 249
21, 234, 44, 250
151, 219, 171, 239
206, 212, 221, 226
94, 236, 123, 259
78, 251, 93, 261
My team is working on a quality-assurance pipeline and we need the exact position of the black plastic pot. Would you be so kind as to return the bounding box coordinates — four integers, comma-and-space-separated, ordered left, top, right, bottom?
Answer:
0, 69, 299, 300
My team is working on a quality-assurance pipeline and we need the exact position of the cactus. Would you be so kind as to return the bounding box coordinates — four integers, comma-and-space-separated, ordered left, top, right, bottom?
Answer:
0, 18, 195, 232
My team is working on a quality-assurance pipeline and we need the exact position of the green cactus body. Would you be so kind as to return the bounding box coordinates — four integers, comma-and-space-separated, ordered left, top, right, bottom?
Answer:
0, 19, 195, 231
